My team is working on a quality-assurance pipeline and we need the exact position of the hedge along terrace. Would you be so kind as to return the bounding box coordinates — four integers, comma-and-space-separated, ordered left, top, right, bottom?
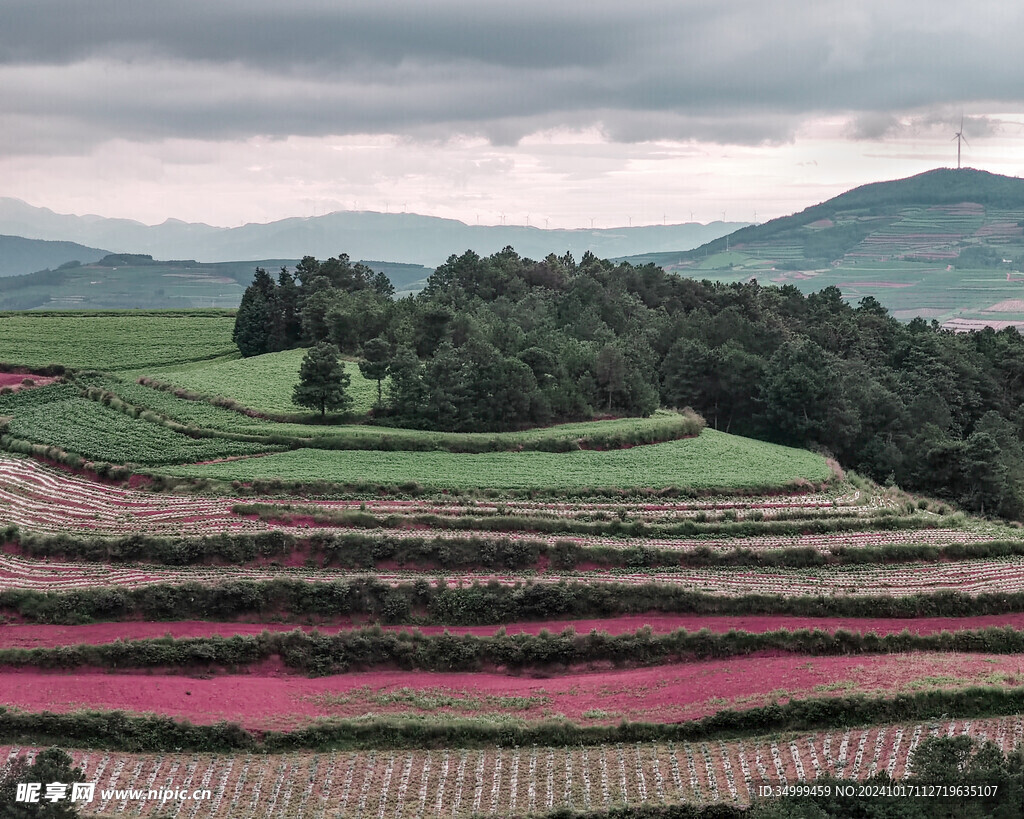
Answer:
0, 384, 280, 466
80, 374, 705, 452
9, 625, 1024, 676
233, 502, 937, 539
5, 687, 1024, 752
160, 429, 834, 490
11, 578, 1024, 626
13, 528, 1024, 573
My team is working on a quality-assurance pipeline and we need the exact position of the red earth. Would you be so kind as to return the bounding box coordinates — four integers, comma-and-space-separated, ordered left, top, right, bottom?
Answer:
3, 613, 1024, 648
0, 374, 56, 391
1, 652, 1020, 730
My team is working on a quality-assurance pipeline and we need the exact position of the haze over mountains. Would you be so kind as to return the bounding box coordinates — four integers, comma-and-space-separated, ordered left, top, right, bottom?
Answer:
0, 197, 745, 274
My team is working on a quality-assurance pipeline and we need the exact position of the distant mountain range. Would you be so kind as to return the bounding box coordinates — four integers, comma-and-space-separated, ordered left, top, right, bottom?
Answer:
9, 169, 1024, 327
0, 197, 746, 272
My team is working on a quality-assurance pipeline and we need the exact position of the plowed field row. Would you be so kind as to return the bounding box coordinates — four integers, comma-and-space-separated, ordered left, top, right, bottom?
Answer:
4, 717, 1021, 816
0, 456, 892, 535
5, 551, 1024, 595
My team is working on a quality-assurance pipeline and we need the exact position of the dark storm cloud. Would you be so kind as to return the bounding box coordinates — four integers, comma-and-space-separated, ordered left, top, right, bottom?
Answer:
2, 0, 1022, 154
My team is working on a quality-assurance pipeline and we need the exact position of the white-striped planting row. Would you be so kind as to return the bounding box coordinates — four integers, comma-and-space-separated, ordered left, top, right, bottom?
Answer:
275, 488, 893, 521
0, 456, 906, 541
5, 551, 1024, 596
3, 717, 1019, 816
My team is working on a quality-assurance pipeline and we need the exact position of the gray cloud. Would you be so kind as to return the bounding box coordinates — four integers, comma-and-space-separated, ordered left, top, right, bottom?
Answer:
2, 0, 1023, 155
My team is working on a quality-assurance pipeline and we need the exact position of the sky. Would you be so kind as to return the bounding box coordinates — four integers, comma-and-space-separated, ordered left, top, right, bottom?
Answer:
3, 0, 1024, 230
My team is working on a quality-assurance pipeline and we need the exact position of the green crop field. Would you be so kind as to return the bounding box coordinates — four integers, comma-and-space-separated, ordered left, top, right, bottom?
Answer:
0, 311, 237, 370
163, 428, 832, 489
134, 347, 380, 416
0, 384, 277, 465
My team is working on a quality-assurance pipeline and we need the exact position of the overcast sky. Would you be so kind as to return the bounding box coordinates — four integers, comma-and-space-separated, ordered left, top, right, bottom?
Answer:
3, 0, 1024, 229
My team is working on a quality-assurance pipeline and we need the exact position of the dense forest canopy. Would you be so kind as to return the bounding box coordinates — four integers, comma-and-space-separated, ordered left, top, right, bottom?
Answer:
235, 247, 1024, 518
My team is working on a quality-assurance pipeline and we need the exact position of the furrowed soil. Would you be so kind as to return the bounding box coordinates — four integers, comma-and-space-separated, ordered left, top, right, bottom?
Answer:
2, 652, 1022, 730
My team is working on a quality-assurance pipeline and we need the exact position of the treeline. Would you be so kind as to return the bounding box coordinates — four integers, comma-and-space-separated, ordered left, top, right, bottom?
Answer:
10, 578, 1024, 626
236, 246, 1024, 516
11, 625, 1024, 676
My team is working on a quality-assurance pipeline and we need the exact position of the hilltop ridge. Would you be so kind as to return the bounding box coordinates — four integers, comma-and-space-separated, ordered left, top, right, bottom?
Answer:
646, 168, 1024, 330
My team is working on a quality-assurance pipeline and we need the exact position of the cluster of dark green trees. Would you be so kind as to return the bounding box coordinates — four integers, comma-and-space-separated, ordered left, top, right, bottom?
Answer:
235, 246, 1024, 518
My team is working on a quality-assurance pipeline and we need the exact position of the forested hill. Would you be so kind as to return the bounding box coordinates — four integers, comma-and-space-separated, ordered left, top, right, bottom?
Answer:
238, 247, 1024, 519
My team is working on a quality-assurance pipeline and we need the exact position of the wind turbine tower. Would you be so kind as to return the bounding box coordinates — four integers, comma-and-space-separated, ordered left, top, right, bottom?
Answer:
953, 117, 969, 170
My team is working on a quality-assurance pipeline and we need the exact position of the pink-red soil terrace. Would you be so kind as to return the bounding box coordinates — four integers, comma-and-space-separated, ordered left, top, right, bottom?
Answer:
1, 652, 1020, 730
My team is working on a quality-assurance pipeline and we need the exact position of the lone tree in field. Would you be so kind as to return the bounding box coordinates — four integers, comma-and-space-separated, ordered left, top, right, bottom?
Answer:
357, 336, 392, 406
292, 342, 352, 417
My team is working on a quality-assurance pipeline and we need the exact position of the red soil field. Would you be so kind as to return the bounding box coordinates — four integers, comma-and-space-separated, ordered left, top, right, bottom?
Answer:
4, 613, 1024, 649
1, 652, 1021, 730
0, 374, 56, 391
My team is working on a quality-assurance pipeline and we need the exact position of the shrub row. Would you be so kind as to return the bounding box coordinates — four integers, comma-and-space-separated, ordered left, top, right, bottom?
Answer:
0, 433, 134, 481
8, 578, 1024, 625
0, 364, 68, 377
10, 527, 1024, 573
4, 686, 1024, 752
234, 502, 939, 539
140, 469, 836, 500
8, 625, 1024, 675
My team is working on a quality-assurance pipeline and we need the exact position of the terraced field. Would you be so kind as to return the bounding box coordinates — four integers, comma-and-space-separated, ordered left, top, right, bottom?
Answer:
2, 314, 1024, 815
2, 447, 1024, 815
5, 718, 1020, 817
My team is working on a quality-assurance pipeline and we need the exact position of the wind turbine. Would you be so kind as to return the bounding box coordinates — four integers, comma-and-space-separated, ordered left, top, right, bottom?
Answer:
953, 116, 969, 170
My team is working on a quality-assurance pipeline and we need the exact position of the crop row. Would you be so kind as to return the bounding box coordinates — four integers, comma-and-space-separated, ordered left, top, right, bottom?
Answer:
0, 312, 237, 371
160, 429, 836, 491
7, 550, 1024, 597
0, 387, 277, 466
2, 455, 981, 555
3, 717, 1021, 815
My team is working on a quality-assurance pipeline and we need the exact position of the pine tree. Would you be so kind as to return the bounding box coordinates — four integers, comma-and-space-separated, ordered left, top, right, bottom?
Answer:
292, 342, 351, 417
358, 337, 392, 406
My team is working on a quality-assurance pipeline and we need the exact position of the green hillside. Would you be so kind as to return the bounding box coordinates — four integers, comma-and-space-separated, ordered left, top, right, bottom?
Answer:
0, 254, 433, 309
658, 169, 1024, 328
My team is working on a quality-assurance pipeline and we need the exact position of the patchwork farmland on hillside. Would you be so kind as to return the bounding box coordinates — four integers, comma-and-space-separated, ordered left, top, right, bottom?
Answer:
2, 312, 1024, 816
